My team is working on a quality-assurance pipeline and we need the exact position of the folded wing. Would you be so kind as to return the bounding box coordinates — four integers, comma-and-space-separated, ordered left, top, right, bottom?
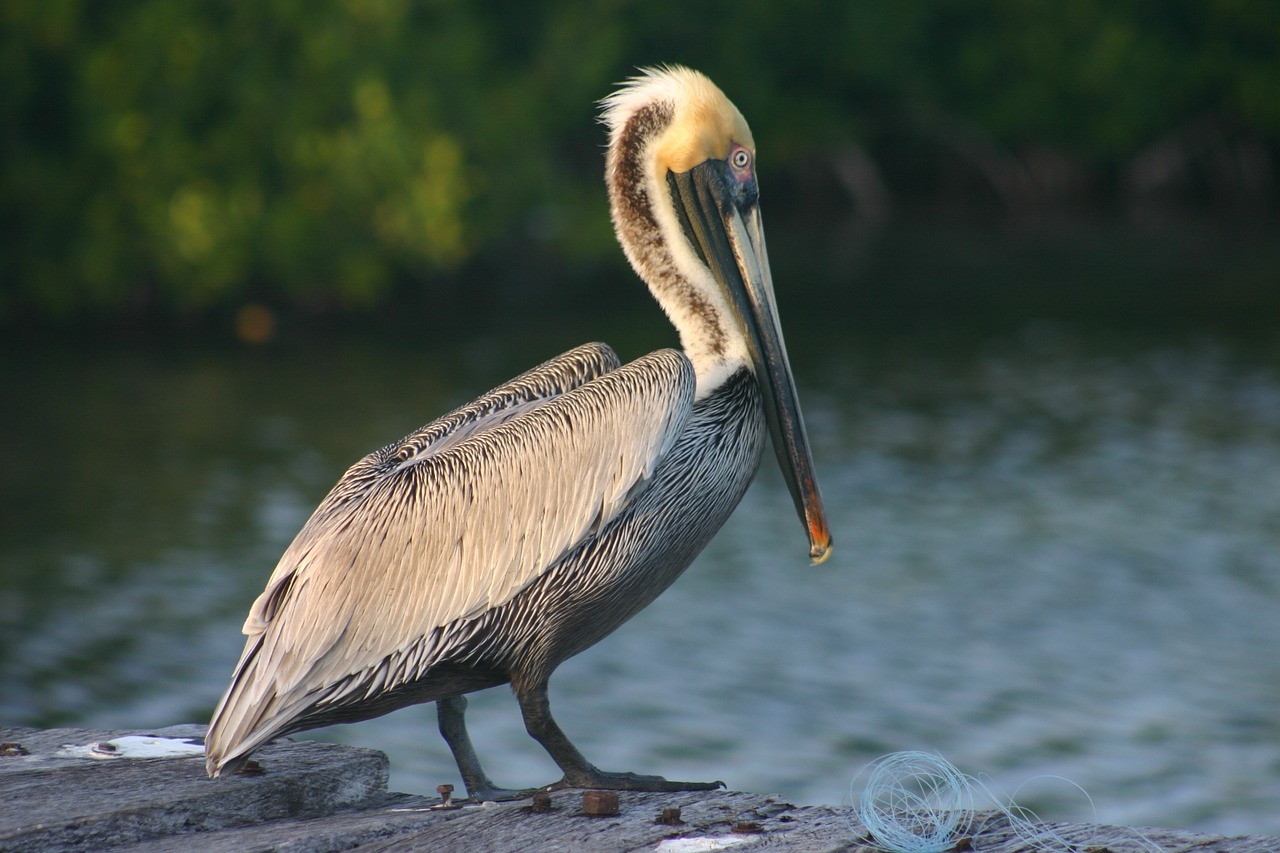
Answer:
206, 343, 695, 774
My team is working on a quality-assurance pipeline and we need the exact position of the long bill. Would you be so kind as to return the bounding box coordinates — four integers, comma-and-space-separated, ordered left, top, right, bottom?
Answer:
669, 164, 833, 564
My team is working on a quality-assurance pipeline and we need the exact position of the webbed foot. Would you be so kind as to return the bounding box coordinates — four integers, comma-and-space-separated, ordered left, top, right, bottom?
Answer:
544, 768, 725, 793
466, 784, 537, 803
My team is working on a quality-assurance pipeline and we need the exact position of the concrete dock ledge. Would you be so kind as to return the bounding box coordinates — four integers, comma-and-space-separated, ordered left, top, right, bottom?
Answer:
1, 725, 1275, 852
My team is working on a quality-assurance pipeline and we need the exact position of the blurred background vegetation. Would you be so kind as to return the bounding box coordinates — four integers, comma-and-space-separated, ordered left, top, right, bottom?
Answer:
2, 0, 1278, 339
4, 6, 1280, 824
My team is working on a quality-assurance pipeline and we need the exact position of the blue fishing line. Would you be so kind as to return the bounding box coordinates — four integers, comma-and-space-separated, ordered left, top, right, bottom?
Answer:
852, 751, 976, 853
850, 751, 1166, 853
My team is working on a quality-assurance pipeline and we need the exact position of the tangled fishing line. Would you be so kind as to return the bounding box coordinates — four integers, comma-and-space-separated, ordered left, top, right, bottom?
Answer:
849, 751, 1163, 853
851, 751, 978, 853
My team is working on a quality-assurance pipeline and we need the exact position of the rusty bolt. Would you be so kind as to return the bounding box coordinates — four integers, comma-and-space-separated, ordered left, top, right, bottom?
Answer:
732, 820, 763, 834
582, 789, 619, 816
436, 784, 455, 808
531, 792, 553, 813
657, 806, 684, 825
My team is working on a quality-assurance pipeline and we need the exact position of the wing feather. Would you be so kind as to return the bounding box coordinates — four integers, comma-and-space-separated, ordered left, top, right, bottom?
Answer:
206, 344, 694, 772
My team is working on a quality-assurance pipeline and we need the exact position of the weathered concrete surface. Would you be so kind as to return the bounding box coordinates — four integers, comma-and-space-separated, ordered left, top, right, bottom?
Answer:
351, 793, 1280, 853
2, 725, 1277, 853
0, 724, 388, 852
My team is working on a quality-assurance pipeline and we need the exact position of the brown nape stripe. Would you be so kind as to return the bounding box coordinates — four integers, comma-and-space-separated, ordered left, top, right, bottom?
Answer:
609, 101, 672, 238
608, 99, 727, 358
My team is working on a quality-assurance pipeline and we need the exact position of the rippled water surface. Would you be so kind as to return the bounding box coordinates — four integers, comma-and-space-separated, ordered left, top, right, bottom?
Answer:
3, 324, 1279, 836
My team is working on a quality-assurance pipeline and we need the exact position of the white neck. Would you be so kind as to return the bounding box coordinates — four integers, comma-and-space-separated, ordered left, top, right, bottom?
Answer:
606, 115, 750, 399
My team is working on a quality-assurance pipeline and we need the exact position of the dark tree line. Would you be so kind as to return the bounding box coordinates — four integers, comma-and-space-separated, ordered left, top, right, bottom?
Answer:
3, 0, 1277, 329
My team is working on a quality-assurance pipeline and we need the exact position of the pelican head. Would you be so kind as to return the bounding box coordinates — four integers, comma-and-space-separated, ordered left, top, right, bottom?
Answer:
602, 66, 831, 564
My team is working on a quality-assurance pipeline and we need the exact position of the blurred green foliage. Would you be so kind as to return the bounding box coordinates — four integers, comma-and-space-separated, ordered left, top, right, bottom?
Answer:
2, 0, 1278, 327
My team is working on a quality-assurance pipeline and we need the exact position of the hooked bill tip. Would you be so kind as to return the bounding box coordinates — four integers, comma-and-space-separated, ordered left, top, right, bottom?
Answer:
809, 533, 833, 566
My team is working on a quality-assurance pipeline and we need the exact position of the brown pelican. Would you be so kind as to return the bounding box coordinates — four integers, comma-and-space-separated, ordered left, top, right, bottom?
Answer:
204, 65, 831, 799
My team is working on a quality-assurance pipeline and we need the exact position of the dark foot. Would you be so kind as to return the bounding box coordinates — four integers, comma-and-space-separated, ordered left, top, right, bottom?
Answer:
466, 784, 538, 803
542, 769, 726, 793
438, 695, 531, 803
514, 680, 727, 794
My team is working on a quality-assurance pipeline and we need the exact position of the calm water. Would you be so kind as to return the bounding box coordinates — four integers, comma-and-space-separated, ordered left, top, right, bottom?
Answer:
3, 322, 1280, 836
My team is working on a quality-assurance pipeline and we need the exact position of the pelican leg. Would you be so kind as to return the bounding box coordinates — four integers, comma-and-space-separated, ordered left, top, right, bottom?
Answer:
516, 679, 725, 793
437, 695, 527, 802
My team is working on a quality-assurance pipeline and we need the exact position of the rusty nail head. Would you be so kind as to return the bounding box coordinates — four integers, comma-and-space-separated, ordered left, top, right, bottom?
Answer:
436, 784, 454, 806
732, 820, 763, 833
582, 789, 619, 816
0, 742, 29, 757
531, 792, 553, 812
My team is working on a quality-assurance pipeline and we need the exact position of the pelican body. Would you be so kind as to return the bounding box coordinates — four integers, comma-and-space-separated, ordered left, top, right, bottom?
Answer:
205, 66, 831, 798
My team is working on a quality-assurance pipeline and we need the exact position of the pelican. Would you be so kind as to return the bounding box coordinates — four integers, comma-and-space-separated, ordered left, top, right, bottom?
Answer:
204, 65, 831, 799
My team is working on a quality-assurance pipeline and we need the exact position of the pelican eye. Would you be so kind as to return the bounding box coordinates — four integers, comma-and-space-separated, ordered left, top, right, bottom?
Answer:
730, 147, 752, 171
